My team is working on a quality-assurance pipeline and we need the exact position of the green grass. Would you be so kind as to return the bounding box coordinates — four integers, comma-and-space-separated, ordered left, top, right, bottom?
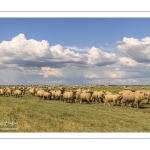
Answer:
1, 87, 150, 132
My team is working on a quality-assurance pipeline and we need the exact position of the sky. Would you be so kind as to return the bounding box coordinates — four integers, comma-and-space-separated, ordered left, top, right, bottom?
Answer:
1, 18, 150, 85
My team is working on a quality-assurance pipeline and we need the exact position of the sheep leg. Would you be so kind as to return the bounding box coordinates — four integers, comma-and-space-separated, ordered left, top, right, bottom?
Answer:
113, 101, 117, 106
147, 99, 150, 104
80, 99, 82, 104
136, 101, 140, 108
101, 98, 104, 103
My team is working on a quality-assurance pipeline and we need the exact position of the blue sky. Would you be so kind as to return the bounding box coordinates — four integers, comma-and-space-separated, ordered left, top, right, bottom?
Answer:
1, 18, 150, 50
1, 18, 150, 85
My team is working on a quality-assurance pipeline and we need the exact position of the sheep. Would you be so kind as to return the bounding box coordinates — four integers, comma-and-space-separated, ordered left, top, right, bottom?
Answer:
21, 87, 26, 95
14, 89, 23, 98
79, 92, 93, 104
145, 91, 150, 104
37, 89, 45, 100
82, 88, 90, 93
124, 86, 131, 90
54, 90, 62, 100
75, 90, 82, 103
105, 91, 113, 95
134, 91, 148, 108
27, 86, 31, 90
43, 91, 51, 100
49, 90, 56, 100
76, 88, 82, 92
7, 88, 14, 96
63, 91, 76, 103
29, 87, 36, 96
91, 91, 99, 102
5, 87, 10, 90
104, 94, 122, 106
137, 90, 150, 104
11, 86, 16, 90
124, 88, 131, 90
59, 87, 65, 90
47, 86, 54, 91
35, 88, 43, 93
97, 91, 106, 103
91, 91, 105, 103
119, 90, 148, 108
119, 90, 135, 106
0, 89, 6, 97
54, 90, 65, 100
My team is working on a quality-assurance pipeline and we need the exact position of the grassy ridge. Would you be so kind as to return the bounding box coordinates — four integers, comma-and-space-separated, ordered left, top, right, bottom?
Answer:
0, 90, 150, 132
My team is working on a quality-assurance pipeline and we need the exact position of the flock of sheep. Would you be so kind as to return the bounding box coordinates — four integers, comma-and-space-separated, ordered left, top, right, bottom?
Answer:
0, 85, 150, 108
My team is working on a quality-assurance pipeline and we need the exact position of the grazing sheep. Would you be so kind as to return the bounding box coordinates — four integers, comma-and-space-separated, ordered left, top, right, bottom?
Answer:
75, 90, 82, 102
119, 90, 148, 108
47, 86, 54, 91
7, 88, 13, 96
124, 86, 131, 90
36, 88, 43, 93
22, 88, 26, 95
63, 91, 76, 103
91, 91, 105, 103
79, 92, 93, 104
54, 90, 65, 100
82, 88, 90, 93
55, 90, 62, 100
97, 91, 106, 103
29, 88, 36, 96
59, 87, 65, 90
43, 91, 51, 100
14, 89, 23, 98
91, 91, 99, 102
0, 89, 6, 97
11, 86, 16, 90
104, 94, 122, 106
137, 90, 150, 104
37, 89, 45, 100
105, 91, 113, 95
134, 91, 148, 108
50, 90, 56, 100
145, 91, 150, 104
119, 90, 135, 106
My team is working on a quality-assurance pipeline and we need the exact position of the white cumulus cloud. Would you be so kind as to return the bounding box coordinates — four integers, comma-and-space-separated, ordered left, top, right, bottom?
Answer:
40, 67, 62, 78
87, 46, 118, 66
1, 34, 150, 85
117, 37, 150, 63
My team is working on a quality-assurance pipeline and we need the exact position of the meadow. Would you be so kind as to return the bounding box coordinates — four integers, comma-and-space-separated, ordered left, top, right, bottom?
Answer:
0, 85, 150, 132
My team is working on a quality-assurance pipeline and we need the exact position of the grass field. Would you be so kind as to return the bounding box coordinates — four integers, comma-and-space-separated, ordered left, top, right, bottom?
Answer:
0, 85, 150, 132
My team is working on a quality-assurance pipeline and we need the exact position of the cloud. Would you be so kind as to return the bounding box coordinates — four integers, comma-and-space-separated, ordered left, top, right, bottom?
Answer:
0, 33, 118, 70
1, 33, 150, 85
119, 57, 138, 66
0, 33, 52, 59
0, 33, 121, 84
40, 67, 62, 78
87, 46, 118, 67
117, 37, 150, 63
63, 45, 89, 52
50, 44, 88, 68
